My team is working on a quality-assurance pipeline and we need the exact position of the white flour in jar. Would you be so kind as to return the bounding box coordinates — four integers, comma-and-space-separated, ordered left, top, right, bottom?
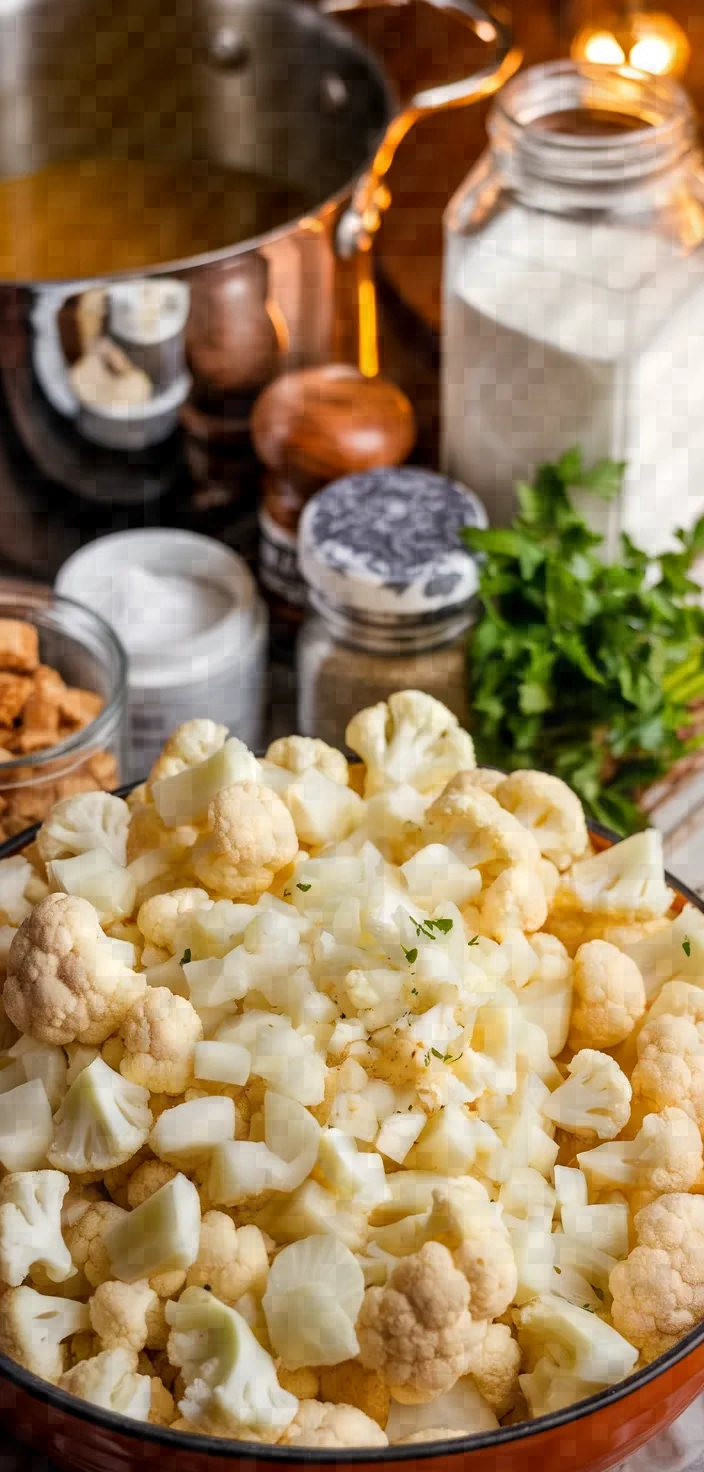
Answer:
442, 205, 704, 552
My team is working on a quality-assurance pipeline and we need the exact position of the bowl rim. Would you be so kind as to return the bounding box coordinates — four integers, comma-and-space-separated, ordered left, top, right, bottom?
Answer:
0, 806, 702, 1461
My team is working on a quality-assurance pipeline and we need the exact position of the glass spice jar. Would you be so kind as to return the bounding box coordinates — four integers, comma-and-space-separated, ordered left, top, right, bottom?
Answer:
297, 467, 487, 748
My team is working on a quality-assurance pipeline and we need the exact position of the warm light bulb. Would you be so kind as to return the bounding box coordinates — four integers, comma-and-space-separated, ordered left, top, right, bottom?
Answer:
572, 9, 691, 79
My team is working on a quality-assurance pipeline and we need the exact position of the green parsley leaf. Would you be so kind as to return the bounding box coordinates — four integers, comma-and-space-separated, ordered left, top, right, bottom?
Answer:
467, 936, 479, 947
297, 882, 311, 892
683, 937, 692, 957
283, 890, 291, 898
179, 949, 191, 966
402, 946, 418, 965
431, 1047, 462, 1064
428, 918, 453, 935
411, 986, 419, 996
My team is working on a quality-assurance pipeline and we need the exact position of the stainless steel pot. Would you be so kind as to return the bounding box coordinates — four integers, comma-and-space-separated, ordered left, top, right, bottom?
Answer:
0, 0, 518, 577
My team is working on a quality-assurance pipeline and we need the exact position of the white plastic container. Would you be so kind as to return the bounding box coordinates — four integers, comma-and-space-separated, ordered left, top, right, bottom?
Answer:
57, 530, 268, 779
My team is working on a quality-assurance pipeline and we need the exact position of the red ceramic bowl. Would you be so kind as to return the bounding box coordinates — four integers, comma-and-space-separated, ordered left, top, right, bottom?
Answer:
0, 815, 701, 1472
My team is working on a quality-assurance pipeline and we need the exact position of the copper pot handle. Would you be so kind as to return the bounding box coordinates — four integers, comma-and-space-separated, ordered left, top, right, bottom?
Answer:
320, 0, 522, 259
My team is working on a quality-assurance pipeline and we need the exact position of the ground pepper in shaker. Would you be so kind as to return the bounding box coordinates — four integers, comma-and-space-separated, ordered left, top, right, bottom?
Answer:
297, 466, 487, 747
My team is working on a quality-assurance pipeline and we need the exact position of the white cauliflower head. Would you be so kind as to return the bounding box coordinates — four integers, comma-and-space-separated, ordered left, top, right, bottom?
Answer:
423, 1183, 517, 1320
0, 1286, 89, 1382
495, 771, 588, 871
466, 1322, 521, 1418
356, 1240, 487, 1404
262, 1234, 364, 1371
0, 1170, 72, 1288
193, 783, 298, 900
152, 737, 261, 830
577, 1107, 703, 1201
148, 720, 229, 784
59, 1345, 151, 1420
632, 1013, 704, 1130
265, 736, 349, 786
610, 1193, 704, 1360
557, 829, 672, 921
47, 1056, 152, 1175
37, 792, 131, 867
346, 691, 475, 798
137, 888, 211, 954
4, 894, 145, 1046
119, 988, 202, 1095
517, 1293, 637, 1389
281, 1399, 388, 1448
569, 940, 646, 1051
185, 1213, 269, 1305
88, 1279, 160, 1352
541, 1049, 632, 1140
480, 863, 548, 943
421, 781, 540, 882
64, 1201, 128, 1289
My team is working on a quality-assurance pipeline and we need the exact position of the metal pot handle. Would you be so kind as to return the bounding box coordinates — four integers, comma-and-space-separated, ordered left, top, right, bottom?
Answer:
320, 0, 521, 259
318, 0, 521, 375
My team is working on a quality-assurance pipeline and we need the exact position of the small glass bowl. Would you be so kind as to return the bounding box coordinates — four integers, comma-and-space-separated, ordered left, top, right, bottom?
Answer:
0, 581, 128, 842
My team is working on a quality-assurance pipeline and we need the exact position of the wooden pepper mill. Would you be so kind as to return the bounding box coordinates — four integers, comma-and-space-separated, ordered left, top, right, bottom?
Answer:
251, 362, 416, 643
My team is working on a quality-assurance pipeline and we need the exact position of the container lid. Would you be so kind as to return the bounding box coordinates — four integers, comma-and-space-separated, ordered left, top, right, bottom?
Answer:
298, 466, 487, 620
56, 529, 266, 690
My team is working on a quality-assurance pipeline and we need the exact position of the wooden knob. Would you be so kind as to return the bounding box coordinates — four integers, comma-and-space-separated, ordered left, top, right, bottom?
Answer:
251, 363, 416, 481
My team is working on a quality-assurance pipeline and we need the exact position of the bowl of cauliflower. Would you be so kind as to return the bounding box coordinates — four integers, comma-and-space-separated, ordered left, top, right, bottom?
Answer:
0, 691, 702, 1472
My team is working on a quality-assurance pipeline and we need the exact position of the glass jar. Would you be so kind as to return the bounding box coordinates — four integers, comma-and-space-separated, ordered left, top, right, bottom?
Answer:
442, 61, 704, 553
297, 466, 486, 747
0, 583, 127, 842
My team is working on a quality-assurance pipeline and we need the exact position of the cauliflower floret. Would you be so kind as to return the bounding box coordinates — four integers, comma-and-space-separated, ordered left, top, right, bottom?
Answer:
127, 1160, 178, 1210
541, 1050, 632, 1140
59, 1345, 151, 1420
48, 1056, 152, 1174
37, 793, 130, 867
266, 736, 349, 787
385, 1376, 498, 1441
494, 771, 588, 872
420, 781, 540, 882
88, 1279, 160, 1352
149, 1376, 176, 1426
466, 1323, 521, 1417
186, 1213, 269, 1305
192, 783, 298, 901
106, 1172, 201, 1284
137, 888, 211, 954
149, 720, 229, 784
119, 989, 202, 1096
480, 863, 548, 943
65, 1201, 128, 1289
166, 1286, 298, 1440
610, 1193, 704, 1359
556, 829, 672, 921
568, 940, 646, 1050
346, 691, 475, 798
152, 736, 261, 831
280, 1399, 388, 1448
577, 1108, 703, 1201
632, 1014, 704, 1129
5, 893, 145, 1046
317, 1360, 390, 1428
356, 1241, 486, 1404
262, 1234, 364, 1371
0, 1170, 72, 1287
516, 1293, 638, 1389
425, 1184, 517, 1320
0, 1286, 89, 1382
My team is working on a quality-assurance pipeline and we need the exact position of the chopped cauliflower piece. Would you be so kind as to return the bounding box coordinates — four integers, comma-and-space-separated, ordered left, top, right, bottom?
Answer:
48, 1056, 152, 1174
166, 1286, 298, 1440
0, 1077, 54, 1171
557, 830, 672, 921
152, 736, 260, 828
185, 1214, 269, 1304
541, 1050, 632, 1140
387, 1376, 498, 1441
193, 1040, 250, 1088
577, 1108, 703, 1199
0, 1286, 89, 1382
282, 767, 365, 848
119, 988, 202, 1095
193, 782, 298, 900
217, 1012, 327, 1107
148, 719, 229, 784
5, 893, 144, 1046
209, 1091, 320, 1205
480, 863, 548, 943
149, 1095, 236, 1171
7, 1035, 68, 1109
356, 1241, 486, 1404
569, 940, 646, 1050
47, 851, 137, 927
346, 691, 475, 798
256, 1178, 367, 1253
262, 1234, 364, 1370
317, 1131, 388, 1210
516, 1293, 637, 1387
38, 793, 131, 867
266, 734, 349, 786
495, 771, 588, 871
0, 1170, 72, 1286
610, 1193, 704, 1359
281, 1399, 388, 1448
59, 1345, 151, 1420
401, 846, 482, 913
106, 1172, 201, 1283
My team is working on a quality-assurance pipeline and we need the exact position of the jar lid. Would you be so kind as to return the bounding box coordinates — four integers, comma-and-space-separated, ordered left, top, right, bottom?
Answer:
299, 467, 487, 620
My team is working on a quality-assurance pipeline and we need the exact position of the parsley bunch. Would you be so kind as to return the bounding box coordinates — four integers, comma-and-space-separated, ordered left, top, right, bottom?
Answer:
462, 449, 704, 835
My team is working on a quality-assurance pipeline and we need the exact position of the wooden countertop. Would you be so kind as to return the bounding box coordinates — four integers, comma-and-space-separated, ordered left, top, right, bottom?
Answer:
339, 0, 704, 331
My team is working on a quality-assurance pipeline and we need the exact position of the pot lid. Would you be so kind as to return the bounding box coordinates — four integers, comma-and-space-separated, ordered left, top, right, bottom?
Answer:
299, 466, 488, 620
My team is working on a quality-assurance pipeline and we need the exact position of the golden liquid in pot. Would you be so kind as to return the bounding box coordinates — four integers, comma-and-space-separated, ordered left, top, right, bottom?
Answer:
0, 157, 317, 280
